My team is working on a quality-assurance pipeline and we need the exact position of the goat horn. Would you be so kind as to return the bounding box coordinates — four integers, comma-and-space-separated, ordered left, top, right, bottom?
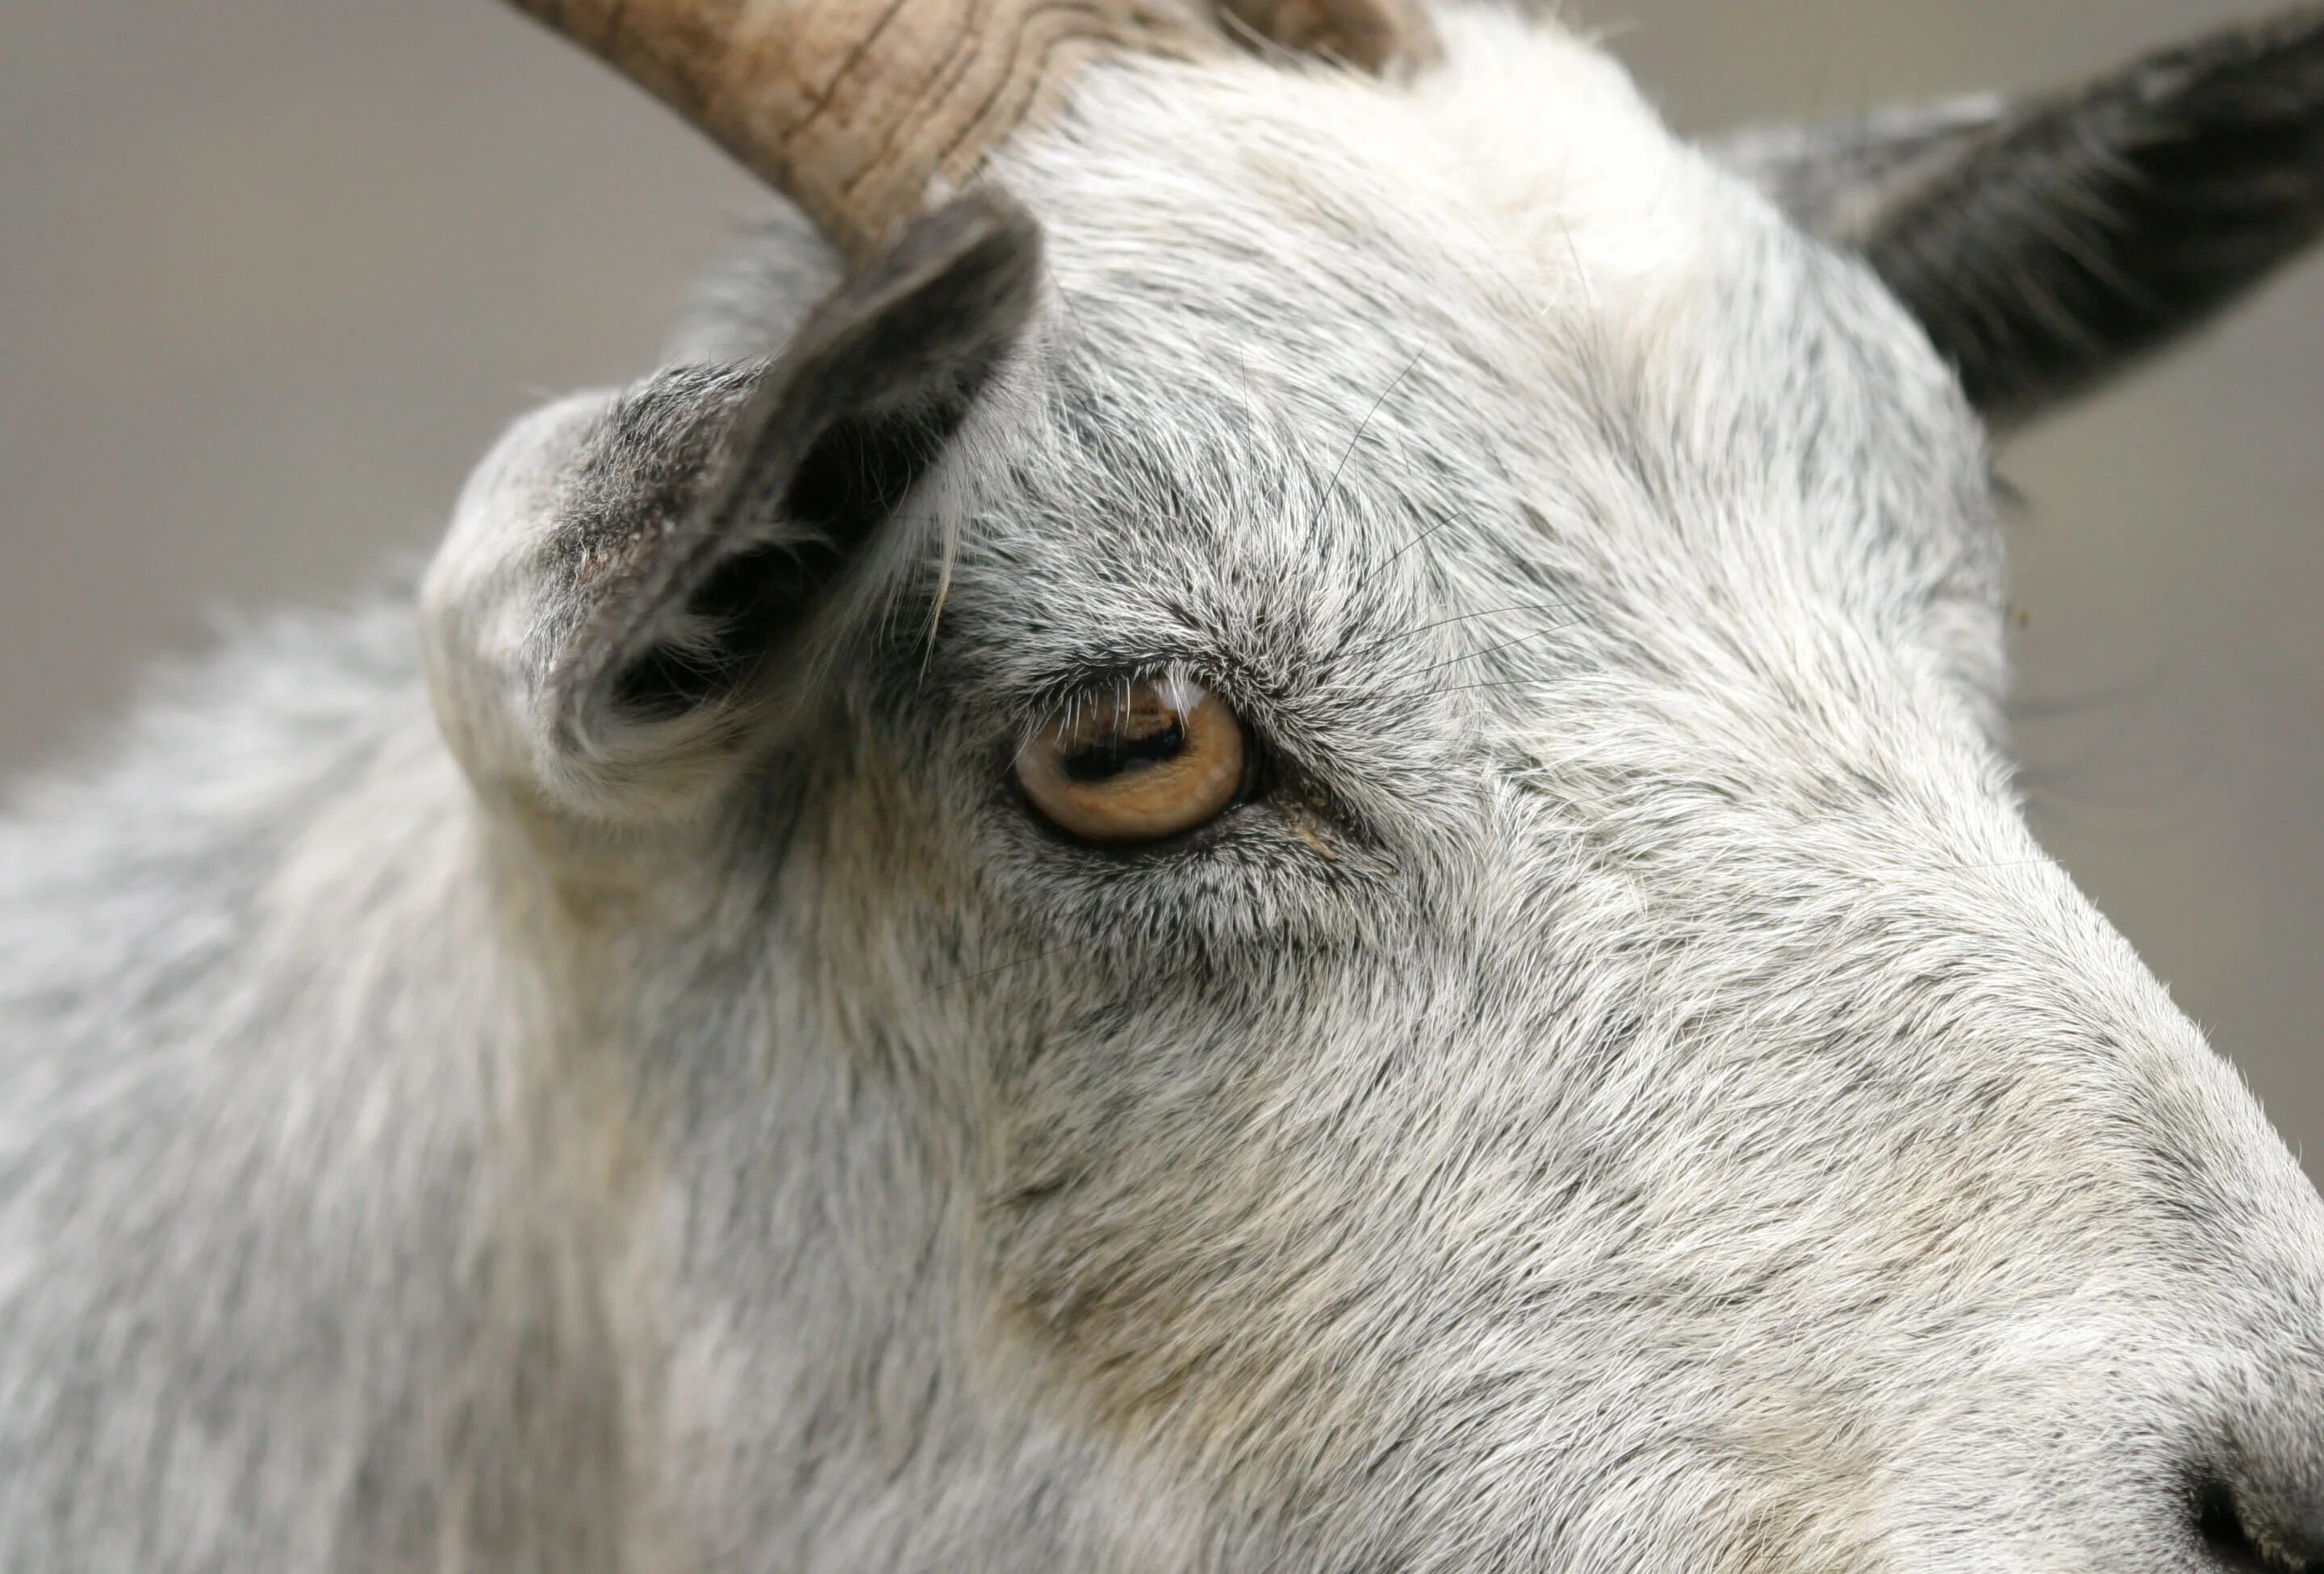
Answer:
501, 0, 1440, 262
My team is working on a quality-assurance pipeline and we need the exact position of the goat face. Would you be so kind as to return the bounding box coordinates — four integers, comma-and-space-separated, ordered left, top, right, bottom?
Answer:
420, 5, 2324, 1569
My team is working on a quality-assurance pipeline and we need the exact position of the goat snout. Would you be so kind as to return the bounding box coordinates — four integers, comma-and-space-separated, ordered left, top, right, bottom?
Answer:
2191, 1396, 2324, 1573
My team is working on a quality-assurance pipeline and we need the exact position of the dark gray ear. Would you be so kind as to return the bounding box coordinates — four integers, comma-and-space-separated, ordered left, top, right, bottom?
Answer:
550, 190, 1042, 772
1720, 9, 2324, 423
421, 190, 1039, 823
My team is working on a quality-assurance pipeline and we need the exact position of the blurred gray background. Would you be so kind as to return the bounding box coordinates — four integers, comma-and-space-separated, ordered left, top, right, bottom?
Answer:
3, 2, 2319, 1169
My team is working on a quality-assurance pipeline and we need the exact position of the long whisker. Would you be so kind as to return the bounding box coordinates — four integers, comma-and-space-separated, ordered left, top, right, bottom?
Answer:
1350, 601, 1577, 655
1402, 676, 1556, 702
1402, 619, 1579, 677
917, 940, 1081, 1004
1352, 512, 1463, 597
1310, 351, 1425, 540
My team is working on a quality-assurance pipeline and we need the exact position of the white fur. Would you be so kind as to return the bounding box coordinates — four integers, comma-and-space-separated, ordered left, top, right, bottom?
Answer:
2, 7, 2320, 1572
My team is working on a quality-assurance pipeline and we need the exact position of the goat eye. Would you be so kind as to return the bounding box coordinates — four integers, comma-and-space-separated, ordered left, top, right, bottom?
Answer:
1017, 678, 1248, 844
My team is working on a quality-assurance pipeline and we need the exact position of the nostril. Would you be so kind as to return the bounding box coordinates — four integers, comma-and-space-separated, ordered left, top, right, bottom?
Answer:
2201, 1475, 2280, 1572
2196, 1471, 2324, 1574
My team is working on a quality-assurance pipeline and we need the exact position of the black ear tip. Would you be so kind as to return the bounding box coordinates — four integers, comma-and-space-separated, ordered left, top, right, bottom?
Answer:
2157, 5, 2324, 124
2245, 4, 2324, 64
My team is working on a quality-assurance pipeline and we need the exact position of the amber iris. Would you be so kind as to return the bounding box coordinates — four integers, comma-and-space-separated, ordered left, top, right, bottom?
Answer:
1017, 679, 1247, 844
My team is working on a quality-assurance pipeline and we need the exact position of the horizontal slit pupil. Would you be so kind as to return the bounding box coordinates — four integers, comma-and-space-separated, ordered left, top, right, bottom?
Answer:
1061, 716, 1186, 783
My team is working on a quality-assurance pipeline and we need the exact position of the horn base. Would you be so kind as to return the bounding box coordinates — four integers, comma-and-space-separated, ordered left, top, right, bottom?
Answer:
504, 0, 1440, 261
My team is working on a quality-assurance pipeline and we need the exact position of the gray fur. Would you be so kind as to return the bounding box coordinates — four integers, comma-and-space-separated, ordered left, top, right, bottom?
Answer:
6, 6, 2324, 1572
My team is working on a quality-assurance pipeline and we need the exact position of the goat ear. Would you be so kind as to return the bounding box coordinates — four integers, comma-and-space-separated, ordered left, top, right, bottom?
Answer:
422, 190, 1041, 823
1720, 10, 2324, 424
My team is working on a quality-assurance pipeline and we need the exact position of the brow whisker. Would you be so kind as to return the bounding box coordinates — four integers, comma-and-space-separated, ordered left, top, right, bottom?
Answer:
1402, 619, 1579, 677
1353, 512, 1464, 597
1350, 601, 1577, 655
1402, 676, 1556, 702
1310, 350, 1426, 541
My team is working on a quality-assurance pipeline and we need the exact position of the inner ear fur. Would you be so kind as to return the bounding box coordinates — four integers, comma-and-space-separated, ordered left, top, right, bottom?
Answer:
1723, 8, 2324, 424
540, 190, 1043, 807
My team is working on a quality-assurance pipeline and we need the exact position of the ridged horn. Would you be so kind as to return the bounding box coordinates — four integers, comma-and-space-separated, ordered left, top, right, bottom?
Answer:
501, 0, 1441, 262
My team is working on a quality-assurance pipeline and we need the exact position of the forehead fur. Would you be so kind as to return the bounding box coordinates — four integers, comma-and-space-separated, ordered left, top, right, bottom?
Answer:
1029, 6, 1722, 334
957, 6, 2003, 734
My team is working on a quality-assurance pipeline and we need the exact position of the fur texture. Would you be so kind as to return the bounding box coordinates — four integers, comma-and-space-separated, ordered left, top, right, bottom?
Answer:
5, 6, 2324, 1571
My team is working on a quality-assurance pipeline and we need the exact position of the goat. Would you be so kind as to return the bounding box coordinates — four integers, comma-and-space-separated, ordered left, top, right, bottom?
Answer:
5, 1, 2324, 1569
